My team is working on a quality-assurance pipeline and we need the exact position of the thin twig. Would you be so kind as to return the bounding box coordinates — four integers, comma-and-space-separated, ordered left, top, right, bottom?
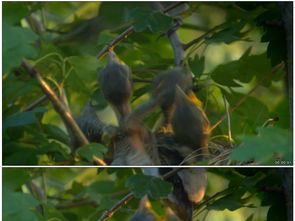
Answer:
222, 95, 232, 147
210, 62, 284, 131
183, 24, 222, 51
97, 168, 183, 221
23, 94, 49, 111
22, 58, 107, 166
57, 199, 97, 210
96, 2, 185, 60
194, 186, 238, 216
132, 79, 152, 83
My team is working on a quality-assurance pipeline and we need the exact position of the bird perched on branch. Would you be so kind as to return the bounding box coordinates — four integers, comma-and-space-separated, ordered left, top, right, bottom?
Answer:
171, 86, 210, 159
152, 66, 192, 133
98, 50, 132, 124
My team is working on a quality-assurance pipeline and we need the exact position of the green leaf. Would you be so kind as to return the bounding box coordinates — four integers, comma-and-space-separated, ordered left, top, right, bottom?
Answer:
205, 22, 246, 44
88, 180, 115, 194
99, 2, 148, 29
3, 144, 40, 165
128, 8, 172, 33
230, 126, 292, 164
3, 2, 30, 25
3, 190, 39, 219
67, 181, 85, 194
97, 30, 117, 46
3, 107, 47, 130
257, 7, 286, 66
77, 143, 107, 162
98, 196, 117, 211
3, 77, 37, 103
3, 168, 31, 191
148, 12, 173, 33
126, 174, 172, 199
4, 210, 39, 221
189, 55, 205, 77
128, 8, 153, 32
3, 22, 39, 73
208, 189, 246, 211
67, 56, 102, 85
211, 49, 280, 87
43, 124, 70, 145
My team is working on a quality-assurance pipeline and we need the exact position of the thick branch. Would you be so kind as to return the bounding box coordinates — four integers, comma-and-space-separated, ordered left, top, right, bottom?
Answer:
210, 62, 284, 131
97, 168, 183, 221
22, 58, 107, 166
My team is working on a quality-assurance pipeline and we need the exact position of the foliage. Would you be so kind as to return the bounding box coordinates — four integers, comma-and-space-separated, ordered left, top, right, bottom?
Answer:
2, 168, 291, 221
2, 2, 292, 165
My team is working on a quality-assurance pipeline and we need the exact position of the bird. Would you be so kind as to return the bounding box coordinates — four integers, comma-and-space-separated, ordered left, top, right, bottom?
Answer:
159, 168, 207, 221
98, 50, 132, 124
171, 86, 210, 160
143, 167, 207, 221
72, 101, 104, 151
110, 102, 160, 165
129, 196, 158, 221
152, 66, 192, 133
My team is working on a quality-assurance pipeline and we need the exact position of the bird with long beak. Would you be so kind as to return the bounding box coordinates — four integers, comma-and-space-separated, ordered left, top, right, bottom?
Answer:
98, 50, 132, 124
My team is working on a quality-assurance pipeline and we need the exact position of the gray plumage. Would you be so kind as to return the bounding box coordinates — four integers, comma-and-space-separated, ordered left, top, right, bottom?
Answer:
72, 102, 104, 151
98, 50, 132, 122
172, 86, 210, 156
152, 67, 192, 126
159, 168, 207, 221
110, 120, 160, 165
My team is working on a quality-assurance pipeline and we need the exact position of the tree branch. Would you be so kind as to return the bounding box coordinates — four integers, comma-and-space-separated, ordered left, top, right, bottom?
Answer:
151, 2, 185, 66
23, 94, 49, 112
183, 24, 222, 51
97, 168, 183, 221
210, 62, 284, 131
96, 2, 186, 60
24, 3, 185, 112
22, 58, 107, 166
